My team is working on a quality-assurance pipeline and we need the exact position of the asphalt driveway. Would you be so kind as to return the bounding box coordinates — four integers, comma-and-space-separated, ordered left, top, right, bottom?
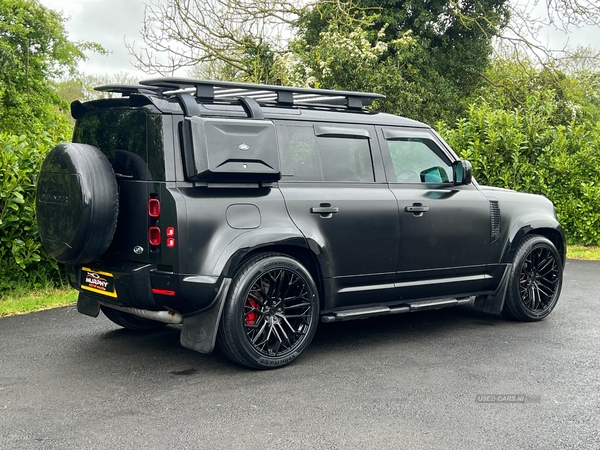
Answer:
1, 260, 599, 449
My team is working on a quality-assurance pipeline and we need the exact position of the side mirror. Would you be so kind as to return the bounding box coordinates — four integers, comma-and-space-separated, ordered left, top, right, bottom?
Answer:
453, 160, 472, 185
420, 166, 450, 183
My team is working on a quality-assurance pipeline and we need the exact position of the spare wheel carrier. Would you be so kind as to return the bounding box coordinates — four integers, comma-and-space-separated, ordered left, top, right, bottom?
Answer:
36, 143, 119, 264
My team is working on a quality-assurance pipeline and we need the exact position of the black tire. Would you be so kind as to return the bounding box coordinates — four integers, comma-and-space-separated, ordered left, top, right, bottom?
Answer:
218, 253, 320, 369
36, 143, 118, 264
502, 235, 563, 321
100, 305, 167, 331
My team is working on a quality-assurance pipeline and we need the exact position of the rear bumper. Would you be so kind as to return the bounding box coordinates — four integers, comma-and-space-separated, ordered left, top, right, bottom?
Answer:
67, 260, 225, 315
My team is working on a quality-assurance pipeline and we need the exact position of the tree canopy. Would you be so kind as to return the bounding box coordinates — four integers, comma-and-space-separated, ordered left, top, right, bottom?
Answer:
0, 0, 95, 292
0, 0, 88, 138
129, 0, 512, 123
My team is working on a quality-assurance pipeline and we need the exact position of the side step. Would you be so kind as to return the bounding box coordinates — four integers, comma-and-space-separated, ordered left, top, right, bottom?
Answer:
321, 298, 472, 323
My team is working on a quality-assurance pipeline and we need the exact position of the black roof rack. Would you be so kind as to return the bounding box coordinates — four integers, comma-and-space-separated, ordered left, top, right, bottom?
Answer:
139, 77, 386, 110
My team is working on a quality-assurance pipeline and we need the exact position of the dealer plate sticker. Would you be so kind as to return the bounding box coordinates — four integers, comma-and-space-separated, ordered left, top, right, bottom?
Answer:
81, 267, 117, 298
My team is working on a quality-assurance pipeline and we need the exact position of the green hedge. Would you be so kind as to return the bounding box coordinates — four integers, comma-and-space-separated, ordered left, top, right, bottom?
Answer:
438, 93, 600, 245
0, 133, 62, 292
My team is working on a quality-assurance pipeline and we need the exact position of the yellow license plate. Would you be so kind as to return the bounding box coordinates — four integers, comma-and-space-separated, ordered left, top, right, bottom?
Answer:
80, 267, 117, 298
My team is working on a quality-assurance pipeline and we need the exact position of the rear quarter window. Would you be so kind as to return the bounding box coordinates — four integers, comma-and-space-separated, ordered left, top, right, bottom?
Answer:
277, 124, 374, 182
73, 109, 165, 181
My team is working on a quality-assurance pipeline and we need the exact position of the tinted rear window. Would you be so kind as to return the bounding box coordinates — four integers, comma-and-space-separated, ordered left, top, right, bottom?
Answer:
277, 124, 374, 182
73, 109, 164, 181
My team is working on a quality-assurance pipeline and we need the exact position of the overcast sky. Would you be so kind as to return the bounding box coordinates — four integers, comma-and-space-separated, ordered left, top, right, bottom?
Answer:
39, 0, 600, 80
40, 0, 148, 78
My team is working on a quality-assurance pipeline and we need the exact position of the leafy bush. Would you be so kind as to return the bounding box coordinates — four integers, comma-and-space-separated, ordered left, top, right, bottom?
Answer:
0, 133, 63, 293
438, 92, 600, 245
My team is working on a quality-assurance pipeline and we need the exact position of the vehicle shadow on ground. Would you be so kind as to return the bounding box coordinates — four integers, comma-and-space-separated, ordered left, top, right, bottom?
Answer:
311, 305, 502, 346
66, 304, 507, 376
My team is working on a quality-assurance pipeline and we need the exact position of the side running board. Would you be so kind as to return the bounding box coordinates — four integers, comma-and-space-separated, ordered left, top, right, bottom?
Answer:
320, 297, 472, 323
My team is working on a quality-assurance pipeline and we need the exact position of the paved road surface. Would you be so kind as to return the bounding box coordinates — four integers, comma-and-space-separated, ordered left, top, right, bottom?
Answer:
1, 260, 599, 449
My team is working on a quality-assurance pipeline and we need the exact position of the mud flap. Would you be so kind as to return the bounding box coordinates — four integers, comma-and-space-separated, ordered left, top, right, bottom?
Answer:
180, 278, 231, 354
77, 292, 100, 317
474, 265, 512, 314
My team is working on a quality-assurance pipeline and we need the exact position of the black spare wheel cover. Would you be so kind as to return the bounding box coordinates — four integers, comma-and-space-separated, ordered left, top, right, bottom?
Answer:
36, 143, 119, 264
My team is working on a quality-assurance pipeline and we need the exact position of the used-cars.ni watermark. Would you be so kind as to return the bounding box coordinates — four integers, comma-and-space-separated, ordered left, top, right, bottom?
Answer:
476, 394, 542, 403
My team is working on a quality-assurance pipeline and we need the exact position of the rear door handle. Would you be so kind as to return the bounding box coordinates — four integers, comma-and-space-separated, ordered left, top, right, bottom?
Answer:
405, 206, 429, 213
311, 203, 339, 218
311, 206, 339, 214
405, 204, 429, 217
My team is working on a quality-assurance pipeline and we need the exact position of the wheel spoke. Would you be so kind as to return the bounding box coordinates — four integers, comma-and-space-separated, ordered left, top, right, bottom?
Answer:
537, 254, 553, 273
250, 319, 269, 345
536, 282, 554, 297
278, 313, 296, 332
285, 301, 311, 309
282, 275, 302, 300
534, 284, 545, 306
276, 322, 292, 347
248, 292, 265, 307
526, 285, 535, 308
269, 323, 284, 354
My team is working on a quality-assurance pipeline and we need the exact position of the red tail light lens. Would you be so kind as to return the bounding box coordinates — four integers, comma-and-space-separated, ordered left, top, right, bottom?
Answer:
148, 198, 161, 217
166, 238, 175, 248
149, 227, 161, 246
166, 227, 175, 237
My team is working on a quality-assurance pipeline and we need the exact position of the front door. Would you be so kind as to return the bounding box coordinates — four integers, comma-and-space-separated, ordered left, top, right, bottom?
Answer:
379, 127, 492, 300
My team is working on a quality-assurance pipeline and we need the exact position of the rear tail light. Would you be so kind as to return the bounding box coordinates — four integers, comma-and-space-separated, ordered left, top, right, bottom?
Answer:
149, 227, 161, 246
148, 198, 161, 217
147, 195, 175, 250
166, 227, 176, 248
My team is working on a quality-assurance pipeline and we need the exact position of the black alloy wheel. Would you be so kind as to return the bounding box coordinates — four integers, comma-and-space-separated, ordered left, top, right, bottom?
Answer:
502, 235, 563, 321
218, 253, 319, 369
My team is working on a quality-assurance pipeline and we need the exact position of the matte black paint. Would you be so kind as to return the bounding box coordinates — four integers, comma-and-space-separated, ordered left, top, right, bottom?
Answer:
41, 86, 565, 355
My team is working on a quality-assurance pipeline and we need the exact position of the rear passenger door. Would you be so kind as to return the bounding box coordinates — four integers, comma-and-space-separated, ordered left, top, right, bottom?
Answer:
276, 121, 400, 309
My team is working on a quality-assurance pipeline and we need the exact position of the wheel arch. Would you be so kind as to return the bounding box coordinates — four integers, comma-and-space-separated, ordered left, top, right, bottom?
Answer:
225, 243, 327, 311
476, 222, 565, 316
502, 220, 566, 266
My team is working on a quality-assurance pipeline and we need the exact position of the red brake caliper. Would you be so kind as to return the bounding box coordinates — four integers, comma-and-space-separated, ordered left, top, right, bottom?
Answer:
245, 298, 260, 326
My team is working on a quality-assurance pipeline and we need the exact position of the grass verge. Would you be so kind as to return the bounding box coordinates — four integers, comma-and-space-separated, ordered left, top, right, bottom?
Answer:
0, 244, 599, 317
566, 245, 600, 261
0, 287, 77, 317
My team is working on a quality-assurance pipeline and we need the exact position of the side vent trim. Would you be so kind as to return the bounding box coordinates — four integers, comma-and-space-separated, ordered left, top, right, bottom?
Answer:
489, 198, 501, 242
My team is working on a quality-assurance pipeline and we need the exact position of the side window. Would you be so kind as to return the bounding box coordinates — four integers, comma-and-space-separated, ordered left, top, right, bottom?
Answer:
278, 124, 374, 182
387, 138, 453, 183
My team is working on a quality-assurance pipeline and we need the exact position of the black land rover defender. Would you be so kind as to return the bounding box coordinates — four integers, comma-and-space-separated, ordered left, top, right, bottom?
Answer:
36, 78, 565, 369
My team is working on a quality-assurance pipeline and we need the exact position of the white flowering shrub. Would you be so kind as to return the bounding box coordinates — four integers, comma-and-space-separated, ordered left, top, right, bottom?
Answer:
277, 20, 416, 91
